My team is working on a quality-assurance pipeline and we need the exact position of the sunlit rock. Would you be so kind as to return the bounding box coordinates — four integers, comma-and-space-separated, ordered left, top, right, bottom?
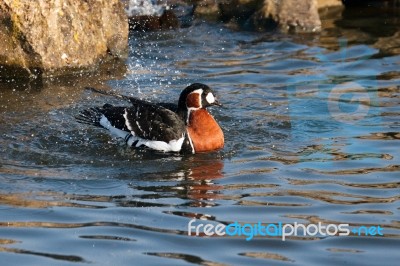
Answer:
193, 0, 326, 32
258, 0, 321, 32
0, 0, 128, 79
193, 0, 221, 20
318, 0, 343, 9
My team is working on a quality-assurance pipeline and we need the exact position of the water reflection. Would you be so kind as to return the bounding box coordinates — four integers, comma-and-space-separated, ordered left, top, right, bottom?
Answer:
146, 252, 228, 266
180, 157, 225, 204
132, 155, 225, 208
0, 59, 127, 114
304, 5, 400, 55
0, 155, 226, 209
239, 252, 293, 263
0, 246, 85, 263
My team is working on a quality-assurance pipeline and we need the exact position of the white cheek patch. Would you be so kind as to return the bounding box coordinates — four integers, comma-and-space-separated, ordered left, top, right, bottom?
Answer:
206, 92, 215, 104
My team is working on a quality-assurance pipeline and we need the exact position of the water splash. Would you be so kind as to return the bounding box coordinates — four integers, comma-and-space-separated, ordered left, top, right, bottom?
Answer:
125, 0, 165, 17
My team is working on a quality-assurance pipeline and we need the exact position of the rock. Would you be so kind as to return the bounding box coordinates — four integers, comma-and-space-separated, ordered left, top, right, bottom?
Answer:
342, 0, 400, 7
192, 0, 264, 24
193, 0, 221, 21
318, 0, 343, 9
0, 0, 128, 79
192, 0, 323, 32
259, 0, 321, 32
219, 0, 264, 22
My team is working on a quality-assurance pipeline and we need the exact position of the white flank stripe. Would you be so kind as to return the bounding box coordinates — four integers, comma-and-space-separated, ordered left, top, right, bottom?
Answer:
123, 109, 134, 131
136, 121, 143, 134
100, 114, 183, 152
100, 115, 132, 139
138, 135, 184, 152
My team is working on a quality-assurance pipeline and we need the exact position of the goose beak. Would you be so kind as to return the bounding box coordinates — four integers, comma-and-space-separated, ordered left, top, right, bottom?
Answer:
213, 99, 223, 107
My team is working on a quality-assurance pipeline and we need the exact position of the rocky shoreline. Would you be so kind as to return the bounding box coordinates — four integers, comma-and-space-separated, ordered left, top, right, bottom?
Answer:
0, 0, 399, 80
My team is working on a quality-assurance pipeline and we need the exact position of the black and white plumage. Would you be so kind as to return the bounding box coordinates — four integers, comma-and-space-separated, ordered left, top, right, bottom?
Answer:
76, 83, 223, 153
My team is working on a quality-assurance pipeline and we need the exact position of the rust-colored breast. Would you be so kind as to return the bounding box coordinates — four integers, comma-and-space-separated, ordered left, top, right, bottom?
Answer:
187, 109, 224, 152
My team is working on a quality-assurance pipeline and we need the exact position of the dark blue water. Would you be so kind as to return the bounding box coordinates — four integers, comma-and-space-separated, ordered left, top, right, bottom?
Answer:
1, 11, 399, 266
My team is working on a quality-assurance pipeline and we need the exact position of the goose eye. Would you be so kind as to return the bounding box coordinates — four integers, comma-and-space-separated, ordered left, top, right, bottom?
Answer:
206, 92, 215, 104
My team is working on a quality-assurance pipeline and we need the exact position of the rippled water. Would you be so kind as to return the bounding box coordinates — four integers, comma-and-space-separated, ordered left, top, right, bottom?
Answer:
1, 8, 400, 266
